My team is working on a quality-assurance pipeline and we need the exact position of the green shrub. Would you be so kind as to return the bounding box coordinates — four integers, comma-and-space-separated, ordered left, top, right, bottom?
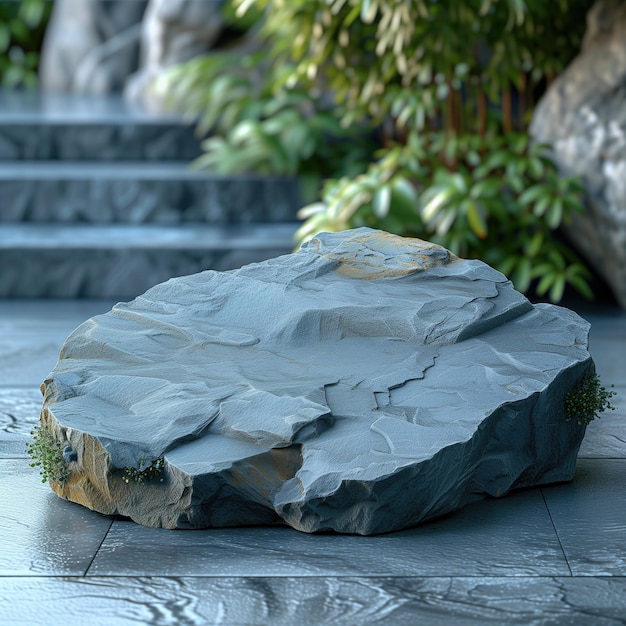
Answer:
158, 50, 376, 203
26, 423, 70, 484
566, 372, 616, 426
161, 0, 595, 301
298, 132, 591, 300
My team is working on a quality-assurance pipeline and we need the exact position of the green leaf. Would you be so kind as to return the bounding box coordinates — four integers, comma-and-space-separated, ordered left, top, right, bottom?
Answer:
535, 272, 554, 296
361, 0, 378, 23
512, 133, 529, 154
421, 186, 456, 221
389, 179, 419, 220
498, 256, 517, 277
519, 185, 547, 207
466, 150, 481, 167
470, 179, 501, 199
343, 3, 362, 26
392, 177, 418, 205
549, 276, 566, 302
396, 104, 413, 129
297, 202, 326, 219
449, 172, 468, 194
532, 195, 552, 217
525, 231, 544, 257
281, 122, 312, 161
466, 200, 488, 238
295, 214, 329, 246
414, 104, 426, 130
474, 151, 510, 177
20, 0, 46, 27
372, 185, 392, 218
507, 174, 525, 193
547, 248, 567, 270
512, 258, 532, 293
435, 208, 457, 236
528, 157, 545, 179
546, 198, 563, 229
0, 24, 10, 53
231, 119, 261, 144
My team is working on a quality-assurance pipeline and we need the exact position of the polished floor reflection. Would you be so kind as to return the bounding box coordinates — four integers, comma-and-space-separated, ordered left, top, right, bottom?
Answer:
1, 299, 625, 625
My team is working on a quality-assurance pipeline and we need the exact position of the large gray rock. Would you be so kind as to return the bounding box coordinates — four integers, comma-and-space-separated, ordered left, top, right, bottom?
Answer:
39, 0, 148, 94
39, 228, 592, 534
530, 0, 626, 308
39, 0, 229, 107
124, 0, 226, 110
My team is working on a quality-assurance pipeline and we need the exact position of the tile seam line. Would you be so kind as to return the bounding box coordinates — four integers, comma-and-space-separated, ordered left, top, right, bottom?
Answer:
0, 573, 626, 583
83, 516, 118, 578
541, 488, 574, 577
80, 572, 573, 580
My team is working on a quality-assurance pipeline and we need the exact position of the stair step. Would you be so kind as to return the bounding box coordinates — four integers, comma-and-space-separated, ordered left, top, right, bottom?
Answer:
0, 162, 214, 179
0, 222, 298, 249
0, 91, 202, 161
0, 223, 298, 298
0, 90, 187, 124
0, 92, 304, 298
0, 162, 302, 223
0, 123, 202, 162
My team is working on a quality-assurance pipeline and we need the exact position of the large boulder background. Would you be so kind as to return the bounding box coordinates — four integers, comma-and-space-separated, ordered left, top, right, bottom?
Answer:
38, 229, 593, 535
124, 0, 226, 110
39, 0, 226, 106
39, 0, 148, 94
530, 0, 626, 308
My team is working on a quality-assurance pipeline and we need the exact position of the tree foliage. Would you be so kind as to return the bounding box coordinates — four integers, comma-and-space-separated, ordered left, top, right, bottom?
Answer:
160, 0, 595, 301
0, 0, 51, 88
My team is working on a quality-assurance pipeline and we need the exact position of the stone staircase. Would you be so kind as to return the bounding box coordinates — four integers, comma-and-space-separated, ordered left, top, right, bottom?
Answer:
0, 90, 301, 298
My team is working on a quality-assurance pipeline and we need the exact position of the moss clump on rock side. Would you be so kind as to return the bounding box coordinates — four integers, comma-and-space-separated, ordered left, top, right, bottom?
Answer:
565, 372, 616, 426
122, 457, 165, 485
26, 424, 70, 484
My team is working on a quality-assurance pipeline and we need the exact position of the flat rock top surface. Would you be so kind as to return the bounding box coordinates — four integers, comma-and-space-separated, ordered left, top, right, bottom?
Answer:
44, 228, 591, 533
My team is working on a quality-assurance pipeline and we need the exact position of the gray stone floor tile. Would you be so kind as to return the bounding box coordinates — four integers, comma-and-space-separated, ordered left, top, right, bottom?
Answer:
542, 459, 626, 576
0, 299, 118, 386
0, 299, 624, 621
0, 299, 119, 331
0, 387, 42, 457
579, 384, 626, 459
0, 459, 113, 576
589, 337, 626, 387
583, 309, 626, 338
584, 310, 626, 383
0, 330, 72, 386
89, 489, 569, 577
1, 576, 625, 626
